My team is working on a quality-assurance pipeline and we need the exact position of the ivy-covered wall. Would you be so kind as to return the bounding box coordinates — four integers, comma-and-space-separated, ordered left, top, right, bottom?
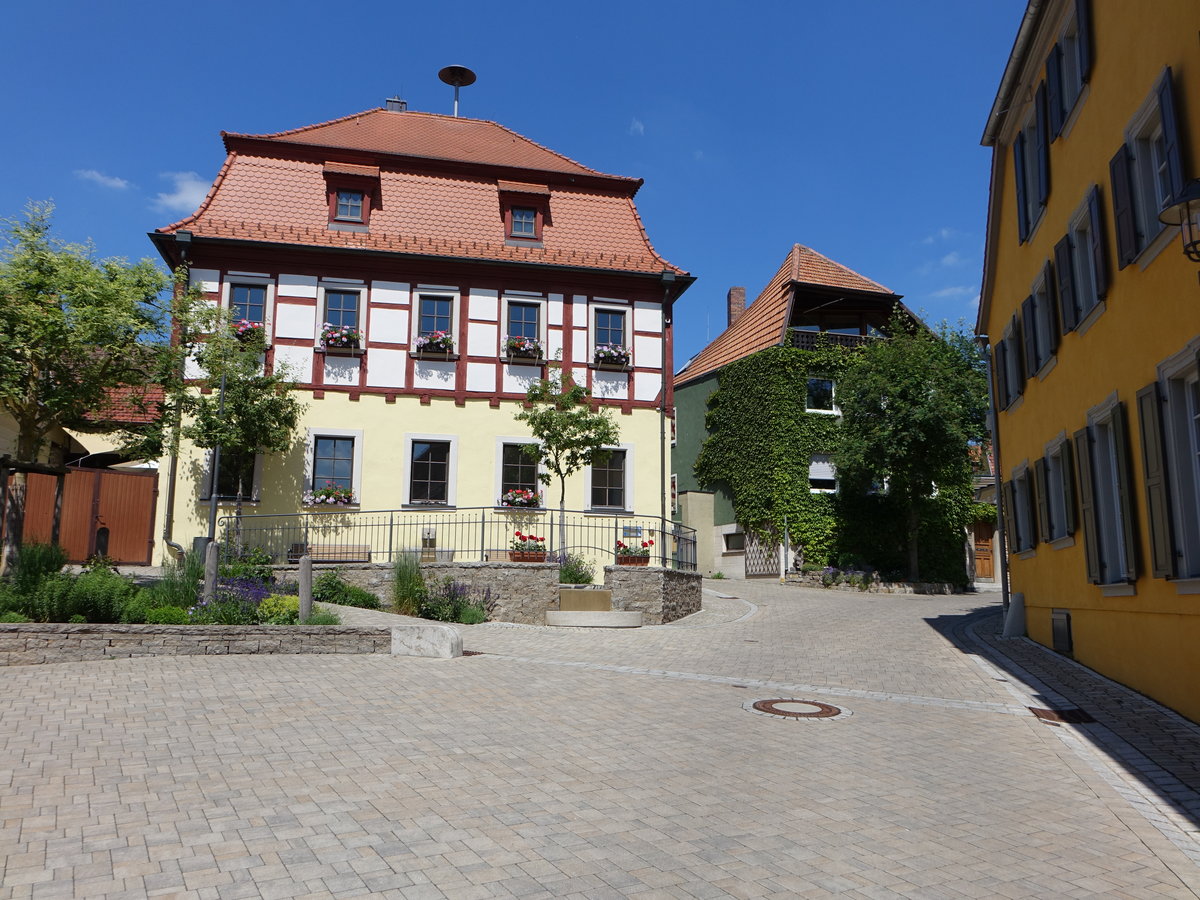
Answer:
672, 371, 736, 526
689, 344, 983, 584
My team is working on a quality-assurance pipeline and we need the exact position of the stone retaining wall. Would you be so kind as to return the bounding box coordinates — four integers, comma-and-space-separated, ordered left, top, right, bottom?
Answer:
0, 624, 392, 666
604, 567, 703, 625
785, 574, 964, 594
419, 562, 561, 625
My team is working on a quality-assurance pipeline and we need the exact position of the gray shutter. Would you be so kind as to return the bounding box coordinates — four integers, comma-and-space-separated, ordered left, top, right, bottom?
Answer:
1111, 401, 1138, 581
1042, 261, 1060, 355
1061, 439, 1077, 536
1014, 133, 1030, 243
1034, 458, 1050, 544
1047, 44, 1064, 139
994, 341, 1010, 410
1087, 186, 1109, 299
1001, 480, 1018, 556
1156, 67, 1185, 205
1011, 315, 1027, 397
1021, 296, 1038, 375
199, 450, 215, 501
1076, 0, 1092, 82
1110, 145, 1137, 267
1054, 235, 1078, 332
1136, 382, 1176, 578
1074, 427, 1101, 583
1035, 83, 1050, 208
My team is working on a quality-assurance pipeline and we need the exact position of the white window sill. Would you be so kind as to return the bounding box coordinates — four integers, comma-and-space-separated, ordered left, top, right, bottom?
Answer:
1057, 83, 1089, 142
1048, 534, 1076, 550
1135, 224, 1174, 271
1016, 549, 1037, 560
585, 509, 634, 517
1172, 578, 1200, 596
1100, 582, 1137, 597
1076, 299, 1107, 337
806, 408, 838, 416
1003, 394, 1025, 415
1036, 354, 1058, 381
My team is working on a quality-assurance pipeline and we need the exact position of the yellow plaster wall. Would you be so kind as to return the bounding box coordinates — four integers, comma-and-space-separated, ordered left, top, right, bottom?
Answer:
154, 391, 667, 565
985, 0, 1200, 722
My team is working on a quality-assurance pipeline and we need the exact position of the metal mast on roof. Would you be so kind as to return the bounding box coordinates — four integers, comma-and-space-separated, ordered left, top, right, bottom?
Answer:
438, 65, 476, 117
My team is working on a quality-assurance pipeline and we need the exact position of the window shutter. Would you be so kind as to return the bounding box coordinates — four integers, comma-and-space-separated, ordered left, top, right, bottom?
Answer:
1087, 185, 1109, 299
1109, 145, 1137, 268
1061, 439, 1077, 536
1042, 261, 1060, 355
1020, 296, 1038, 375
1034, 458, 1051, 545
994, 341, 1010, 410
1073, 427, 1101, 583
1136, 382, 1176, 578
1076, 0, 1092, 82
1014, 134, 1030, 243
1054, 235, 1078, 332
1156, 67, 1185, 205
1011, 314, 1027, 397
1001, 480, 1018, 558
1035, 83, 1050, 208
1046, 44, 1064, 139
1110, 401, 1139, 581
199, 451, 215, 501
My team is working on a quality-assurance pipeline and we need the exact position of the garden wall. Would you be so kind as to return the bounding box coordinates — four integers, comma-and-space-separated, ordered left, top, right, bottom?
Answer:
0, 624, 393, 666
604, 567, 703, 625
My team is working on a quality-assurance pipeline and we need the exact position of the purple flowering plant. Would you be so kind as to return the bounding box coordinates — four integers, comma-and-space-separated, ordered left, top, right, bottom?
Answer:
321, 322, 363, 348
303, 481, 355, 506
593, 343, 630, 366
414, 330, 454, 353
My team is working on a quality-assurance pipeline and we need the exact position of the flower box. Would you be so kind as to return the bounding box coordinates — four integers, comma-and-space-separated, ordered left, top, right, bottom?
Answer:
505, 351, 544, 364
414, 331, 455, 355
322, 344, 363, 357
509, 551, 548, 563
500, 488, 542, 508
616, 555, 650, 566
593, 343, 631, 369
321, 323, 364, 352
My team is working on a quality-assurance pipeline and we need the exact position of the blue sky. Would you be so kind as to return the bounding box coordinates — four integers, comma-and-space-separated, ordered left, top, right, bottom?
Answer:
2, 1, 1023, 365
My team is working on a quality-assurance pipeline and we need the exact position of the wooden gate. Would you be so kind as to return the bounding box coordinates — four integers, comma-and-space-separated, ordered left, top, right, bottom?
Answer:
12, 468, 158, 564
972, 522, 994, 580
744, 531, 780, 577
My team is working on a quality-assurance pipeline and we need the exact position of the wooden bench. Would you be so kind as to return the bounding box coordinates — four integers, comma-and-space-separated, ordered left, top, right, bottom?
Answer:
287, 543, 371, 564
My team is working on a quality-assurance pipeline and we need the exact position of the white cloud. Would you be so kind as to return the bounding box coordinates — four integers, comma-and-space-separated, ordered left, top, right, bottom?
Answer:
693, 149, 704, 161
628, 118, 645, 137
153, 171, 209, 213
921, 227, 959, 245
931, 285, 976, 299
940, 250, 966, 267
75, 169, 130, 190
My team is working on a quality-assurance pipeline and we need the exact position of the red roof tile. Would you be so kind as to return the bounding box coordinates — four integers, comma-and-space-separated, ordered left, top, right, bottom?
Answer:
676, 245, 896, 385
158, 110, 686, 276
87, 386, 165, 426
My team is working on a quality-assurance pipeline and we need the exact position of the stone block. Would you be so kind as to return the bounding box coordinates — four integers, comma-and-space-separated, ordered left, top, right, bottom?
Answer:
390, 624, 462, 659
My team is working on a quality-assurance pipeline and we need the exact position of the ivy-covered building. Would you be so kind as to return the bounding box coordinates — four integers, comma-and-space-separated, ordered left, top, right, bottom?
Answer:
673, 245, 906, 577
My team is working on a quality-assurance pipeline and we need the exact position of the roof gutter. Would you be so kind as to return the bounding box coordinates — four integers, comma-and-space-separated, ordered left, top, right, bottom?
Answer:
982, 0, 1047, 147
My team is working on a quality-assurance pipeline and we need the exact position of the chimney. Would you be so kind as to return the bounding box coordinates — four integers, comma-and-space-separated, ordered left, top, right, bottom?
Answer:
727, 287, 746, 327
384, 96, 408, 112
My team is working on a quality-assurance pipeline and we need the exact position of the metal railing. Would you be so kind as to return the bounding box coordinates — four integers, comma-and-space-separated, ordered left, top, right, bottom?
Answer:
788, 330, 879, 350
217, 506, 697, 572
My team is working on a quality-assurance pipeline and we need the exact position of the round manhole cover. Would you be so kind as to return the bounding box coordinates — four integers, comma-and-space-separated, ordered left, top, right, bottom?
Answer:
744, 698, 851, 721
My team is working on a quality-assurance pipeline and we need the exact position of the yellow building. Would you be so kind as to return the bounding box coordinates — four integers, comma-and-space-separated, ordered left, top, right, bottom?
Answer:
979, 0, 1200, 721
149, 100, 693, 570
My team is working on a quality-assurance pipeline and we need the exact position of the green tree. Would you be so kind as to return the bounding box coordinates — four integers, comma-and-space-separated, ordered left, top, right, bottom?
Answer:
0, 203, 172, 568
833, 312, 988, 580
514, 363, 620, 554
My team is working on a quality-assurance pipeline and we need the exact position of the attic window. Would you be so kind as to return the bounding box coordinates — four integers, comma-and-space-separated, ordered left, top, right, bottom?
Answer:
498, 180, 549, 244
324, 162, 380, 230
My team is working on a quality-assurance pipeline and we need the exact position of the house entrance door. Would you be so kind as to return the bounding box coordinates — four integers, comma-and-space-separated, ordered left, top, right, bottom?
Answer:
972, 522, 994, 580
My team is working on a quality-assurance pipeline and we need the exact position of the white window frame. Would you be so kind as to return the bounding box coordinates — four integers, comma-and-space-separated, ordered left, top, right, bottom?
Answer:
500, 293, 547, 356
494, 437, 543, 507
808, 454, 837, 494
1054, 10, 1086, 137
1126, 97, 1169, 257
585, 443, 633, 512
805, 376, 838, 415
314, 279, 366, 348
1043, 435, 1073, 546
222, 274, 275, 341
1067, 199, 1101, 325
304, 428, 363, 506
1011, 461, 1035, 554
411, 287, 461, 348
1018, 106, 1043, 237
1159, 343, 1200, 579
1030, 270, 1056, 376
589, 302, 631, 362
402, 432, 458, 507
1086, 396, 1131, 586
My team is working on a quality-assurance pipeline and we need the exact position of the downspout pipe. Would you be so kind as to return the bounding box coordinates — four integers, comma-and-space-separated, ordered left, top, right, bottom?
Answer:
659, 271, 677, 565
161, 232, 192, 558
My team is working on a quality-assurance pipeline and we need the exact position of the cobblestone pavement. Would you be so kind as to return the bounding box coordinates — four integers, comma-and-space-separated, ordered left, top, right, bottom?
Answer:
3, 581, 1199, 898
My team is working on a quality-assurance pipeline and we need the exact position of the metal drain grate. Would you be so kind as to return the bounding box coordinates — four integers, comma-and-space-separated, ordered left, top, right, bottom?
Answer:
461, 650, 485, 657
1028, 706, 1095, 725
744, 698, 852, 722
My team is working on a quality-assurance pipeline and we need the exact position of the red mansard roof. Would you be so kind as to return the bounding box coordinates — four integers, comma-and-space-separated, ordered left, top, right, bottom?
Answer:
676, 245, 898, 385
156, 108, 684, 276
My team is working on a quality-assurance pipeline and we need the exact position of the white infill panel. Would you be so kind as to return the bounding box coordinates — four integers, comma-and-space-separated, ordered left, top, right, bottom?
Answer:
634, 372, 663, 402
548, 330, 564, 360
275, 303, 315, 340
469, 289, 499, 322
592, 371, 628, 399
573, 328, 588, 363
412, 359, 456, 389
189, 269, 220, 293
468, 322, 498, 357
366, 349, 406, 388
503, 363, 541, 395
466, 362, 495, 393
278, 274, 318, 299
274, 345, 313, 382
324, 356, 359, 386
370, 281, 409, 305
634, 302, 663, 333
548, 293, 564, 326
184, 347, 205, 380
370, 308, 409, 344
634, 335, 662, 368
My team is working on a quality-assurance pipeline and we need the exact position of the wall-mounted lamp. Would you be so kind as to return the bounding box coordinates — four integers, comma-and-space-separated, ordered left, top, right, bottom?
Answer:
1158, 179, 1200, 263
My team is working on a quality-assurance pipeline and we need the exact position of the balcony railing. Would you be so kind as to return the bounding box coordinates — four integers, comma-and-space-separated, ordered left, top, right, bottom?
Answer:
217, 506, 697, 572
787, 330, 879, 350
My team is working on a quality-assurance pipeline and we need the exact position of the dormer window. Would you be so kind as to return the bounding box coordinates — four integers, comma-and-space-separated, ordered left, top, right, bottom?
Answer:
510, 207, 537, 238
335, 191, 364, 222
498, 180, 549, 244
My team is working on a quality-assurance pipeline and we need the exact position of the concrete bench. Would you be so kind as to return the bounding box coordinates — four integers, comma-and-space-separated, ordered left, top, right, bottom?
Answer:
288, 543, 371, 563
